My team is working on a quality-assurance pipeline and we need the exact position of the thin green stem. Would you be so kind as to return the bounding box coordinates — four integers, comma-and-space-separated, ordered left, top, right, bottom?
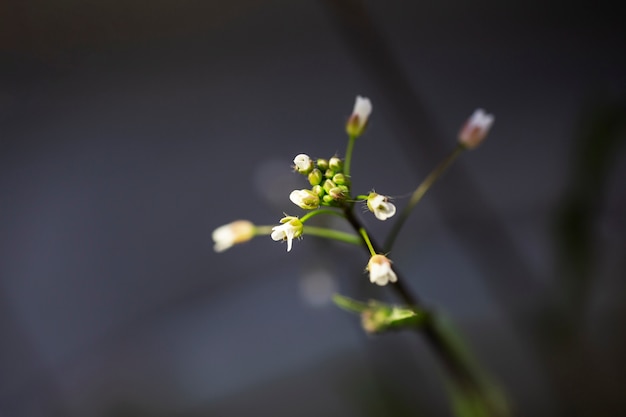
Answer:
358, 227, 377, 256
300, 208, 345, 223
343, 134, 357, 179
253, 225, 274, 236
303, 225, 362, 246
384, 144, 465, 252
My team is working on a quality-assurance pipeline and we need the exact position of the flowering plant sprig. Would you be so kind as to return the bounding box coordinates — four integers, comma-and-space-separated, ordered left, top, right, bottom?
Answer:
212, 96, 507, 417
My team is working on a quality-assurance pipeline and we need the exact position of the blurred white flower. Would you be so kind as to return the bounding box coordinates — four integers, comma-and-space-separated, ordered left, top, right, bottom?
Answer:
271, 216, 303, 252
346, 95, 372, 137
212, 220, 255, 252
366, 193, 396, 221
458, 109, 494, 149
367, 254, 397, 286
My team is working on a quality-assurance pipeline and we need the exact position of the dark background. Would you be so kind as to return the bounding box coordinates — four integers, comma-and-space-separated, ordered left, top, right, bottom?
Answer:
1, 1, 625, 416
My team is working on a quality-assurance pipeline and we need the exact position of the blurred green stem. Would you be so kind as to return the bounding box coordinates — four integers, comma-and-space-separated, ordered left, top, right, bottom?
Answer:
384, 144, 465, 252
343, 206, 511, 417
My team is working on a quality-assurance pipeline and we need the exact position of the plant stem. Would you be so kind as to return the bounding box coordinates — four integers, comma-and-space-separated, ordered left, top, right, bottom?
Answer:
384, 144, 465, 252
301, 209, 345, 223
343, 207, 510, 417
358, 227, 377, 256
344, 134, 357, 180
303, 225, 362, 246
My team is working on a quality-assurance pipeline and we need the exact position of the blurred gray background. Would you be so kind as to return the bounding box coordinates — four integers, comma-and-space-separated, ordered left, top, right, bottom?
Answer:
1, 0, 625, 416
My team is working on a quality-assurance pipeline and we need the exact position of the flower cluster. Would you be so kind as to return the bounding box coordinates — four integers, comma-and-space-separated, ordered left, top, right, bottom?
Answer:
290, 154, 350, 209
212, 96, 494, 289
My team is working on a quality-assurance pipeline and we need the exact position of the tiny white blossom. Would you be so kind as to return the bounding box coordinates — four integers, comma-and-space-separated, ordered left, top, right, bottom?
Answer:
367, 254, 397, 286
346, 95, 373, 137
458, 109, 494, 149
366, 193, 396, 221
212, 220, 255, 252
289, 189, 320, 210
271, 216, 303, 252
293, 154, 313, 174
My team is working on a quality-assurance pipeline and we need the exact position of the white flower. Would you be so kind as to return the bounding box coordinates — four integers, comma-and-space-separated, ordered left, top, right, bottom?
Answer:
346, 95, 373, 137
271, 216, 303, 252
289, 189, 320, 210
293, 154, 313, 174
366, 193, 396, 221
367, 254, 397, 286
212, 220, 255, 252
458, 109, 494, 149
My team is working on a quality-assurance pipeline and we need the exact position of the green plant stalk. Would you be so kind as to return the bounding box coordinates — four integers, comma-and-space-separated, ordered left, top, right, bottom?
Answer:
303, 225, 362, 246
343, 134, 357, 180
255, 224, 361, 246
300, 208, 345, 223
384, 144, 465, 252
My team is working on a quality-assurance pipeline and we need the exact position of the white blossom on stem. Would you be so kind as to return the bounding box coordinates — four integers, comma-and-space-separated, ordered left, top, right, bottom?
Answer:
367, 254, 397, 286
346, 95, 373, 137
458, 109, 494, 149
366, 193, 396, 221
212, 220, 255, 252
289, 189, 320, 210
293, 154, 313, 174
271, 216, 303, 252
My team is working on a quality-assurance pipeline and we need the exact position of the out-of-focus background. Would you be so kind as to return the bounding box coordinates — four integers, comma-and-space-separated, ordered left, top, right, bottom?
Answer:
1, 1, 625, 416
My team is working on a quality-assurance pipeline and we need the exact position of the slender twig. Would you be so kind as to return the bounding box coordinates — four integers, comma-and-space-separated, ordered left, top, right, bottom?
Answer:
303, 225, 362, 246
384, 144, 465, 252
344, 134, 357, 180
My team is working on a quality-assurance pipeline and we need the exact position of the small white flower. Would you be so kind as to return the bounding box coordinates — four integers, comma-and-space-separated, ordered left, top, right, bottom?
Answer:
458, 109, 494, 149
212, 220, 255, 252
346, 95, 373, 137
366, 193, 396, 221
367, 254, 397, 286
289, 189, 320, 210
271, 216, 303, 252
293, 154, 313, 174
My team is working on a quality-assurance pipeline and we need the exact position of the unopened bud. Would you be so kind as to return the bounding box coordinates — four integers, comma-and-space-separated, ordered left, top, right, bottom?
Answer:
322, 179, 337, 193
316, 158, 329, 171
458, 109, 494, 149
332, 173, 348, 185
311, 184, 325, 197
322, 195, 334, 205
329, 187, 345, 200
329, 156, 343, 172
308, 169, 323, 186
345, 95, 372, 137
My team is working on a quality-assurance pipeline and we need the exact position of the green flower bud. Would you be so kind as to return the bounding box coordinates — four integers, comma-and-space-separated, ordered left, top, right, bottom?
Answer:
308, 169, 323, 186
324, 169, 334, 179
322, 179, 337, 193
329, 156, 343, 172
329, 187, 345, 200
311, 184, 325, 197
322, 195, 334, 205
332, 173, 348, 185
316, 158, 329, 171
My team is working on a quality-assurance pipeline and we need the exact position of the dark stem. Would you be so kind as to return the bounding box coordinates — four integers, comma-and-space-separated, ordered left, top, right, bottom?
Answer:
343, 206, 508, 416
